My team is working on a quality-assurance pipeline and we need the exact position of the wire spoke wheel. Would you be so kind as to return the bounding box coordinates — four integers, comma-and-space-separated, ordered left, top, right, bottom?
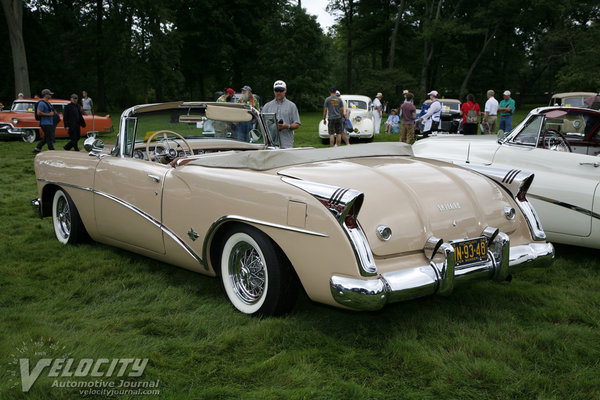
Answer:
52, 189, 87, 244
55, 195, 71, 240
229, 241, 267, 305
220, 225, 299, 316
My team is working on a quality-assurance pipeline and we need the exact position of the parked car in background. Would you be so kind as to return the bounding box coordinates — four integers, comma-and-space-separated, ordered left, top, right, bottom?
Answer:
413, 105, 600, 249
0, 99, 112, 143
549, 92, 596, 108
415, 98, 462, 136
32, 101, 552, 316
319, 94, 374, 143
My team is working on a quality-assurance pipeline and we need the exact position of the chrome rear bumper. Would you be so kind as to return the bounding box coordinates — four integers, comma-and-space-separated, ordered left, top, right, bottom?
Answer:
330, 234, 554, 311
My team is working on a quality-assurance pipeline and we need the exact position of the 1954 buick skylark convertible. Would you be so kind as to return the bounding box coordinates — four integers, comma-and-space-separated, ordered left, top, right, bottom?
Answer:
32, 102, 554, 316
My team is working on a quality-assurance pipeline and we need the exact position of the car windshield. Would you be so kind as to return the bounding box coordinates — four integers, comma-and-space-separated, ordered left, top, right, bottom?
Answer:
558, 97, 586, 107
12, 102, 35, 112
346, 99, 367, 110
440, 101, 460, 111
510, 110, 600, 146
122, 103, 265, 157
510, 115, 543, 146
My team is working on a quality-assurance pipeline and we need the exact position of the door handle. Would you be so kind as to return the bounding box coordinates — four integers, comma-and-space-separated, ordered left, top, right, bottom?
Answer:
147, 174, 161, 182
579, 162, 600, 167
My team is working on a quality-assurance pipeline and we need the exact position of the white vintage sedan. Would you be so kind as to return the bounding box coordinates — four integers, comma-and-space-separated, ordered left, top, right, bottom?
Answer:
413, 106, 600, 249
319, 95, 374, 143
32, 101, 553, 316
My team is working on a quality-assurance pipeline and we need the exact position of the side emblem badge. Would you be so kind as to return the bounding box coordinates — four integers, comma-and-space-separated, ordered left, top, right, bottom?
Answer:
188, 228, 199, 241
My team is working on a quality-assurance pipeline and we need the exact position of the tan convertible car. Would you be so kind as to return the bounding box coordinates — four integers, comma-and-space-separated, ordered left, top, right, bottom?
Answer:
32, 102, 554, 316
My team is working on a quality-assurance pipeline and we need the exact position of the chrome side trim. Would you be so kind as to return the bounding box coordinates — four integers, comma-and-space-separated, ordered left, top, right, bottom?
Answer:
37, 178, 93, 192
37, 178, 205, 268
528, 193, 600, 220
202, 215, 329, 267
343, 223, 377, 276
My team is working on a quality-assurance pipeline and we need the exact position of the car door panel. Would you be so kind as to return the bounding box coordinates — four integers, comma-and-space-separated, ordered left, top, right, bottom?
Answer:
93, 157, 169, 253
493, 145, 599, 237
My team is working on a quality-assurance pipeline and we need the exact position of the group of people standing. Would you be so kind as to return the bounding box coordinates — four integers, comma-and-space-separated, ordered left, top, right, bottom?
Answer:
32, 89, 92, 153
375, 88, 516, 143
218, 81, 301, 149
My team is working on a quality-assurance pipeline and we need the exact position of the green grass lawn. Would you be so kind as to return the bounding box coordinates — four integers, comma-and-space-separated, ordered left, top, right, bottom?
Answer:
1, 106, 599, 399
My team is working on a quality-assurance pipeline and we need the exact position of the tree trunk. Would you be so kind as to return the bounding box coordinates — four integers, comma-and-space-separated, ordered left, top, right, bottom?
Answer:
1, 0, 30, 97
419, 0, 443, 95
388, 0, 405, 69
458, 26, 497, 99
96, 0, 106, 110
343, 0, 355, 93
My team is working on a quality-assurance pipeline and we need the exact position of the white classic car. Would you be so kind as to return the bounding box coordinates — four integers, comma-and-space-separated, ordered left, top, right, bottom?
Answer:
549, 92, 596, 108
413, 106, 600, 249
32, 101, 553, 316
319, 95, 374, 143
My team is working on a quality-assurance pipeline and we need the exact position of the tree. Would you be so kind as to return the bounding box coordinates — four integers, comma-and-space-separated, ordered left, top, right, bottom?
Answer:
2, 0, 30, 97
328, 0, 356, 92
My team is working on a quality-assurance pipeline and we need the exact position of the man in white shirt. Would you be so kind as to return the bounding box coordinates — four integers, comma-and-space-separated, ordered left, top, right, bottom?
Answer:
483, 90, 499, 134
372, 92, 383, 134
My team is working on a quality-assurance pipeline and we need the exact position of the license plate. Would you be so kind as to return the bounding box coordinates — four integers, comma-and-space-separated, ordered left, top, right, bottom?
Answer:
452, 237, 488, 267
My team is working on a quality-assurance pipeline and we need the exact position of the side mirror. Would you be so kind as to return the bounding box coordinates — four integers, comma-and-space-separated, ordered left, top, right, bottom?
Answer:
84, 137, 105, 156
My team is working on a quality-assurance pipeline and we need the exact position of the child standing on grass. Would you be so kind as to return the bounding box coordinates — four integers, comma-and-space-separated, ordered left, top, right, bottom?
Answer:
385, 109, 400, 133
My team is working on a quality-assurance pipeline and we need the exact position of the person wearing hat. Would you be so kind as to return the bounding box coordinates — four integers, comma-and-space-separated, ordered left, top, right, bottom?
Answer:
237, 85, 259, 142
262, 80, 301, 149
372, 92, 383, 134
322, 86, 348, 147
217, 88, 235, 103
17, 92, 24, 100
63, 93, 86, 151
498, 90, 515, 132
33, 89, 59, 153
417, 90, 442, 137
402, 89, 413, 104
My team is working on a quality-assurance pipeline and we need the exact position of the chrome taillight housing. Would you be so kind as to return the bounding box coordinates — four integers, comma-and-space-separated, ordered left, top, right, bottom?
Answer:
282, 177, 377, 276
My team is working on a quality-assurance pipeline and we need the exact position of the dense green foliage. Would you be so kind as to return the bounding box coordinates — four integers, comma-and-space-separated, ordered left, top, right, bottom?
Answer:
1, 120, 599, 398
1, 1, 599, 111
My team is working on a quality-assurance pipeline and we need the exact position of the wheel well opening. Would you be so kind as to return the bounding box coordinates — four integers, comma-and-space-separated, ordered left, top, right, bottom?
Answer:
41, 184, 60, 217
208, 221, 300, 285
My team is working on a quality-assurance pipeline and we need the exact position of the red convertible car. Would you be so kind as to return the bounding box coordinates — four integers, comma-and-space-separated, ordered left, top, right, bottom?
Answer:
0, 99, 112, 143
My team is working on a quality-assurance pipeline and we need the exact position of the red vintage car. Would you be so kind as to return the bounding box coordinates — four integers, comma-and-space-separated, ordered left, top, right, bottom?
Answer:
0, 99, 112, 143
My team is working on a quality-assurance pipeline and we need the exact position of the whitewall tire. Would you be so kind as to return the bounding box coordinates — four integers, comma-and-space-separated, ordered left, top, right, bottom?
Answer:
220, 225, 298, 316
52, 189, 86, 244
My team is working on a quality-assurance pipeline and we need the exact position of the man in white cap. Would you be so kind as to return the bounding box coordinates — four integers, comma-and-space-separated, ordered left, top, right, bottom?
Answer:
498, 90, 515, 132
262, 80, 301, 149
417, 90, 442, 137
372, 92, 383, 134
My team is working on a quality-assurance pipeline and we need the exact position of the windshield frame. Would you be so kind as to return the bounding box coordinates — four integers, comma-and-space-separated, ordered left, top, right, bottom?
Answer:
116, 102, 269, 159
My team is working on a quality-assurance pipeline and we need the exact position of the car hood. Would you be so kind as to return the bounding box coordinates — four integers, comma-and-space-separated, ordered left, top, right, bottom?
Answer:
278, 156, 519, 257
